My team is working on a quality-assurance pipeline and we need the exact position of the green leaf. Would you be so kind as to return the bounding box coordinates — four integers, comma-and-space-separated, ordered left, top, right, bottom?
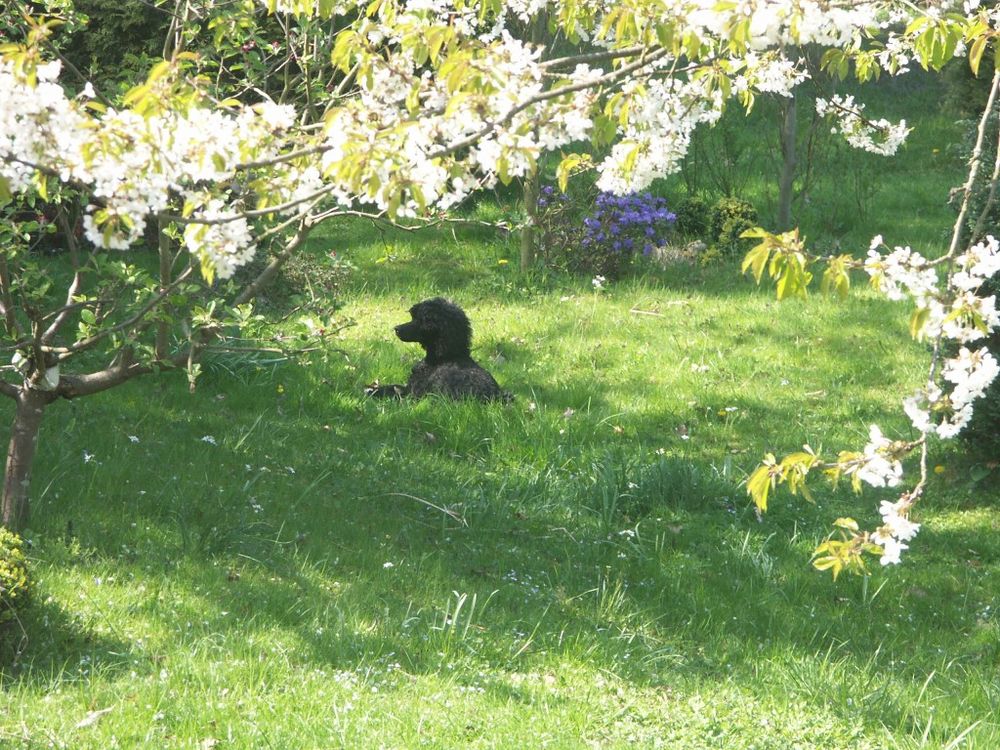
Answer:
741, 241, 771, 284
969, 34, 988, 77
497, 155, 511, 186
198, 250, 216, 285
590, 113, 617, 148
556, 153, 585, 192
330, 31, 357, 73
905, 15, 930, 36
147, 59, 171, 83
812, 555, 843, 580
833, 517, 859, 532
909, 307, 930, 339
621, 143, 641, 175
746, 460, 775, 512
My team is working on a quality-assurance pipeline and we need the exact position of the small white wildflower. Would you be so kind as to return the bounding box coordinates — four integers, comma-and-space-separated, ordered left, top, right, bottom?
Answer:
383, 561, 395, 569
128, 435, 140, 443
201, 435, 217, 445
592, 275, 606, 290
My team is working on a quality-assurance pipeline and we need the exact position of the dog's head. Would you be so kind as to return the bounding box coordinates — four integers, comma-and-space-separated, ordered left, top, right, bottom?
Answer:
394, 297, 472, 362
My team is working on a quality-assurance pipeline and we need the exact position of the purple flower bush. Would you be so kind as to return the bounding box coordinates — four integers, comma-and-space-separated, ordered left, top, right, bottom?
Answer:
535, 185, 676, 278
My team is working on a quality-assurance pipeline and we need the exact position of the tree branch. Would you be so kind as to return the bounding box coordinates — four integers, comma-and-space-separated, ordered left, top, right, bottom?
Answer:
53, 267, 196, 358
233, 218, 312, 307
427, 46, 670, 161
41, 209, 85, 344
0, 256, 20, 340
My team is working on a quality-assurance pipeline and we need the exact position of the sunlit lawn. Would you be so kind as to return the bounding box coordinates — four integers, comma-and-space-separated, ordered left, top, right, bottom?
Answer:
2, 71, 999, 749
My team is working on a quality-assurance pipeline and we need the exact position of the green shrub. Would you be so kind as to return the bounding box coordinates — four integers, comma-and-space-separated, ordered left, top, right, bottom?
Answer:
232, 247, 352, 313
674, 194, 711, 239
60, 0, 169, 91
0, 528, 30, 630
709, 197, 758, 254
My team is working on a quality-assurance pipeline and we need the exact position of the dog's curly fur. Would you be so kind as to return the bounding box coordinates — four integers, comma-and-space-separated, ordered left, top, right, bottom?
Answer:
365, 298, 509, 402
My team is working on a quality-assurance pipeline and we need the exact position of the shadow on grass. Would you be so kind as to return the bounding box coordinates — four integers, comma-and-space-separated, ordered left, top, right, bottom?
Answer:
2, 583, 135, 688
10, 400, 998, 746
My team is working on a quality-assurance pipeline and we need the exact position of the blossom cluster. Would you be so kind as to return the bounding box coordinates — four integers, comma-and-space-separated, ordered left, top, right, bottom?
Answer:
317, 24, 601, 214
853, 425, 903, 490
732, 51, 810, 97
816, 95, 911, 156
182, 200, 256, 281
849, 235, 1000, 563
596, 78, 723, 194
252, 0, 969, 211
0, 58, 301, 280
272, 0, 942, 206
871, 496, 920, 565
866, 236, 1000, 438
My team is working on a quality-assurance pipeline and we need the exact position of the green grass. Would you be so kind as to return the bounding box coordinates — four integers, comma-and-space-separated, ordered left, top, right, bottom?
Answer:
2, 74, 1000, 749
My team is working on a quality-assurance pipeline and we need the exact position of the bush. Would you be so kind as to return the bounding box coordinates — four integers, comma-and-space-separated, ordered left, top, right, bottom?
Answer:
709, 197, 758, 254
232, 247, 352, 313
674, 194, 711, 239
536, 186, 677, 278
0, 529, 30, 631
60, 0, 169, 90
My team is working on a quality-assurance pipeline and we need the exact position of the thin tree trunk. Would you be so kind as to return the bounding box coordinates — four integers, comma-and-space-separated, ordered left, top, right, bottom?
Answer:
520, 12, 548, 273
2, 389, 51, 531
777, 94, 798, 231
156, 214, 171, 360
520, 171, 540, 272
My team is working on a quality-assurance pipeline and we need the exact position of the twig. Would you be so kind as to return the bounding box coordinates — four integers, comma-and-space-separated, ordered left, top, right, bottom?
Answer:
383, 492, 467, 526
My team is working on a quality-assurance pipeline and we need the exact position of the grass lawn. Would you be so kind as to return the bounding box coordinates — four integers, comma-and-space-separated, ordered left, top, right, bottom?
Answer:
2, 72, 999, 749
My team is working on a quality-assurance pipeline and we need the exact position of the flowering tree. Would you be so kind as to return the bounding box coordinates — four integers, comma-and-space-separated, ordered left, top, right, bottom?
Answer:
2, 0, 999, 559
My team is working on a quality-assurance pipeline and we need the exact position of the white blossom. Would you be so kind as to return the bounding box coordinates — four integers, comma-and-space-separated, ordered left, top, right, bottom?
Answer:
816, 95, 910, 155
854, 425, 903, 488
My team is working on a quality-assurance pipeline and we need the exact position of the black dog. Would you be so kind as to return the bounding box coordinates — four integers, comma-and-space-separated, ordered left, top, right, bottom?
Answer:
365, 298, 509, 401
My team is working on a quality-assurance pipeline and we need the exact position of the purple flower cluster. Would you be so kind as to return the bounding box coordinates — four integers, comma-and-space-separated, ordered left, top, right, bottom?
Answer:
537, 184, 564, 209
534, 185, 676, 277
582, 192, 676, 257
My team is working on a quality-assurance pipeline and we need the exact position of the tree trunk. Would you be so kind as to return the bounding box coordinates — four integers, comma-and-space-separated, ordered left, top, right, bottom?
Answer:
519, 12, 547, 273
520, 171, 540, 272
156, 214, 171, 360
776, 94, 798, 231
2, 389, 51, 531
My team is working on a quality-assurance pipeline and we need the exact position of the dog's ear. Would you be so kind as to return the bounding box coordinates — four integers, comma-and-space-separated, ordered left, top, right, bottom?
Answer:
432, 300, 472, 359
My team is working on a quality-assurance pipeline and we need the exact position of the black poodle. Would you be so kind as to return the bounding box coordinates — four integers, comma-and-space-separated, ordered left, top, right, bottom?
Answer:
365, 297, 509, 401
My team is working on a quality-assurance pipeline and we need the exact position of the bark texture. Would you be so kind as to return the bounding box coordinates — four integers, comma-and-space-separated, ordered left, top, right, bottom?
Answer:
777, 95, 798, 231
2, 389, 52, 531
